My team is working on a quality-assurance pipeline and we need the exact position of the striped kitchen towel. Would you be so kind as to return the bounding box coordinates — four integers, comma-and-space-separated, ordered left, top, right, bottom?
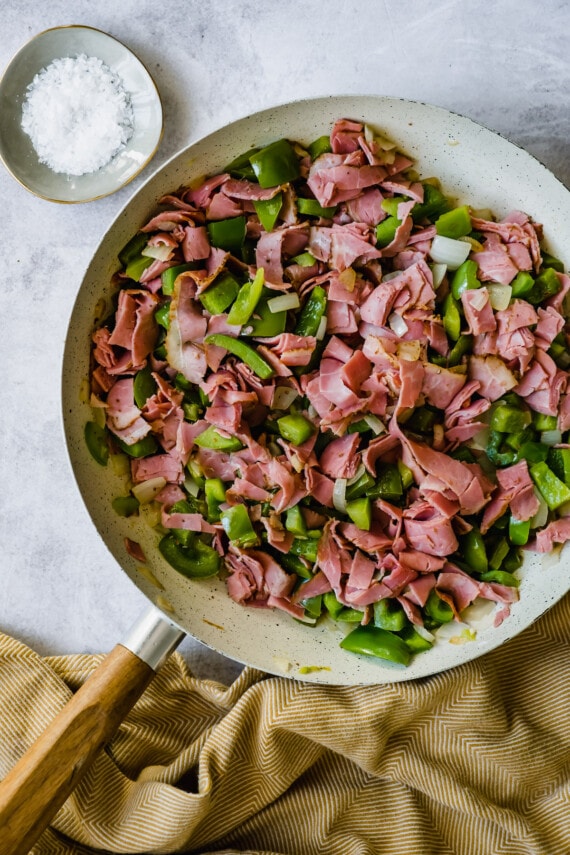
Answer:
0, 593, 569, 855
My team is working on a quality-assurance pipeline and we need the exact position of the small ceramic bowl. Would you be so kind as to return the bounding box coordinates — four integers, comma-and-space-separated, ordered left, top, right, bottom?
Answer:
0, 25, 163, 203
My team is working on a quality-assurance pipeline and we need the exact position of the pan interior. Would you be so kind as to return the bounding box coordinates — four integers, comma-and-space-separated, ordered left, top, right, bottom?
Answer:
62, 95, 570, 684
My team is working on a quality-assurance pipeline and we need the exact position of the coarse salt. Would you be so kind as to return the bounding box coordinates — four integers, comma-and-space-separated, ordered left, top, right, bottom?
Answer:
21, 53, 134, 176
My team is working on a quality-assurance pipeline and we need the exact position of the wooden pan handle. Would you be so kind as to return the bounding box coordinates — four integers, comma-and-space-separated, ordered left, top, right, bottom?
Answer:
0, 608, 184, 855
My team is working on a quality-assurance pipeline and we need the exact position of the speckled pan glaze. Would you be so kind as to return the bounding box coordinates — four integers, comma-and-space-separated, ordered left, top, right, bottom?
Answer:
62, 96, 570, 684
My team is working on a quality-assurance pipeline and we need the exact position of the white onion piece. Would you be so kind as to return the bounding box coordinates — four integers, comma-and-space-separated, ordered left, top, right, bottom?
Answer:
347, 463, 366, 486
471, 426, 490, 450
142, 243, 173, 261
132, 477, 167, 504
429, 234, 471, 269
388, 312, 408, 337
414, 624, 435, 643
184, 476, 200, 497
268, 293, 300, 313
541, 429, 562, 445
333, 478, 347, 513
486, 283, 512, 311
531, 488, 549, 529
364, 414, 386, 435
316, 314, 328, 340
272, 385, 298, 410
431, 262, 447, 288
382, 270, 402, 282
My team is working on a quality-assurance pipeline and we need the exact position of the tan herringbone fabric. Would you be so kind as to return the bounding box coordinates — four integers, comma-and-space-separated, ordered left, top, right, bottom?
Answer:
1, 595, 569, 855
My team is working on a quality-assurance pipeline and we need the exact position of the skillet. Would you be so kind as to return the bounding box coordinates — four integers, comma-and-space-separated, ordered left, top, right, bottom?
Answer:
1, 95, 570, 853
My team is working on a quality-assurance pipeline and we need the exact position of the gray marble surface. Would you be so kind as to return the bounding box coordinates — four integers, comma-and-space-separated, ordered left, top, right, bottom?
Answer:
1, 0, 570, 685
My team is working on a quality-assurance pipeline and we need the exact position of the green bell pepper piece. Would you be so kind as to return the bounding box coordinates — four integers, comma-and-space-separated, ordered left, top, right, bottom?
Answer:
412, 183, 451, 222
399, 624, 433, 653
207, 216, 246, 254
510, 270, 535, 299
199, 272, 240, 315
159, 533, 221, 578
336, 607, 365, 623
155, 302, 170, 329
297, 198, 336, 218
443, 292, 461, 341
479, 569, 520, 587
435, 205, 472, 239
118, 232, 148, 267
226, 267, 265, 325
450, 260, 479, 300
373, 598, 407, 632
366, 465, 403, 501
84, 421, 109, 466
530, 461, 570, 509
253, 192, 283, 232
111, 495, 140, 517
526, 267, 561, 305
461, 529, 488, 573
533, 412, 558, 431
161, 262, 200, 296
541, 252, 565, 272
424, 589, 454, 624
292, 251, 317, 267
548, 447, 570, 486
225, 147, 260, 180
277, 413, 316, 445
205, 478, 226, 522
125, 255, 153, 282
486, 431, 516, 466
249, 138, 301, 188
285, 505, 308, 537
345, 497, 372, 531
301, 594, 323, 620
340, 625, 411, 666
247, 288, 287, 337
447, 334, 473, 367
220, 504, 258, 548
308, 135, 332, 160
323, 591, 345, 620
345, 471, 376, 501
376, 216, 400, 248
294, 285, 327, 337
488, 537, 510, 572
515, 441, 549, 465
290, 536, 319, 562
508, 516, 531, 546
490, 401, 531, 433
205, 332, 274, 379
397, 460, 414, 489
194, 425, 243, 452
381, 195, 408, 217
133, 365, 157, 409
118, 434, 158, 458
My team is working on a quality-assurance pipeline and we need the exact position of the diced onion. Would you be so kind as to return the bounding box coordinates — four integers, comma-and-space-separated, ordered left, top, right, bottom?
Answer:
382, 270, 402, 282
388, 312, 408, 337
471, 426, 490, 450
431, 262, 447, 288
540, 429, 562, 445
132, 476, 167, 504
267, 293, 300, 313
333, 478, 347, 513
429, 234, 471, 269
531, 488, 549, 529
316, 314, 328, 340
486, 283, 512, 311
414, 624, 435, 643
364, 414, 386, 435
184, 476, 201, 497
272, 385, 299, 410
142, 243, 173, 261
347, 464, 366, 486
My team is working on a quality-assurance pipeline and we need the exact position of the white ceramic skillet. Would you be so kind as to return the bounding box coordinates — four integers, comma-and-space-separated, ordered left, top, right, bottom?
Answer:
1, 96, 569, 851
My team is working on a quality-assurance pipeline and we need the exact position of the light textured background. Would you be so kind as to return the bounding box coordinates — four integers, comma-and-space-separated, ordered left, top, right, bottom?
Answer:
1, 0, 570, 685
